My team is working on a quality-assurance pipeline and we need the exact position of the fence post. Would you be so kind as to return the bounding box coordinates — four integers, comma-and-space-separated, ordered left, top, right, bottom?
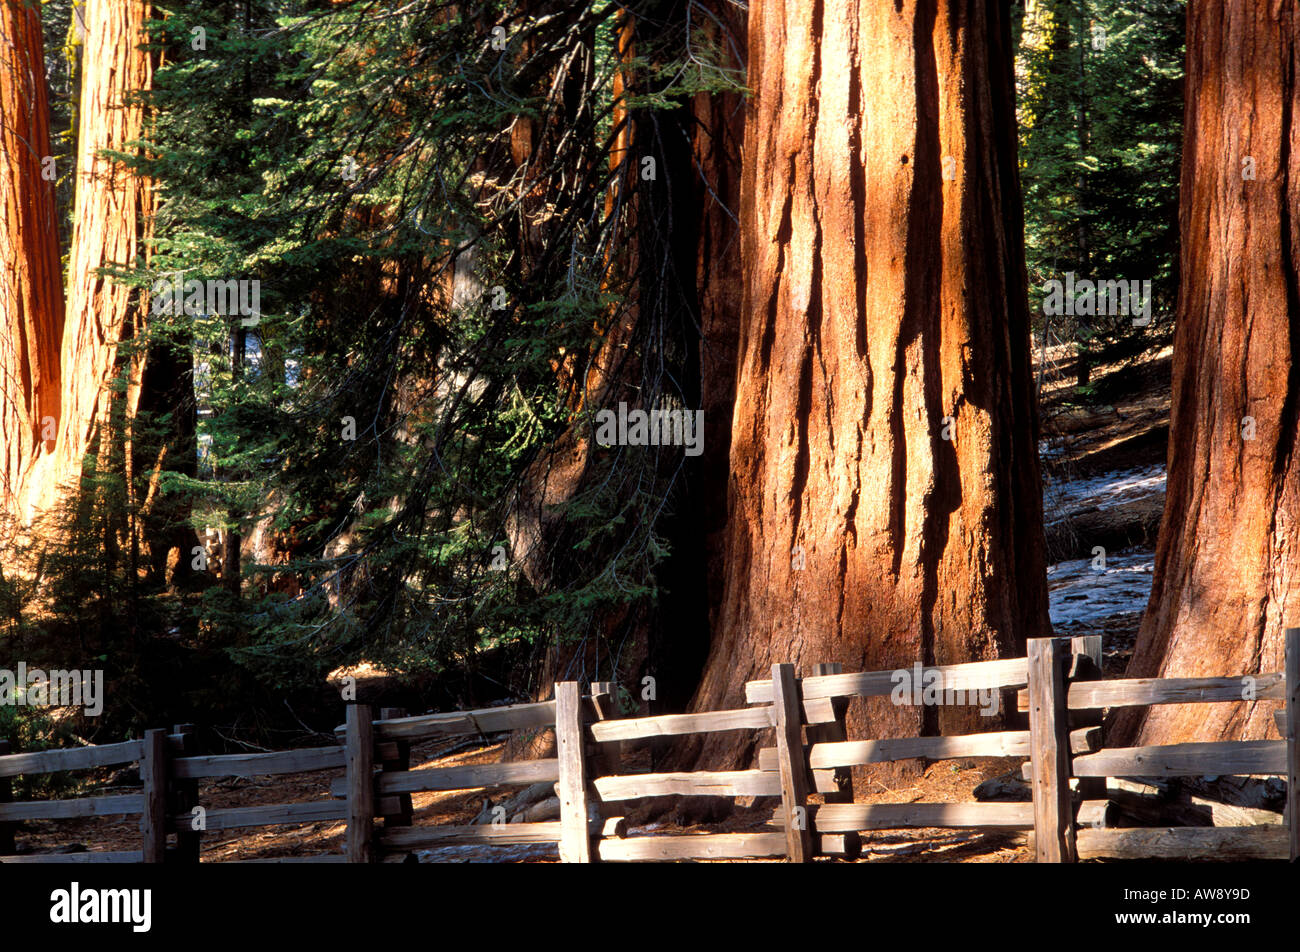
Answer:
587, 681, 622, 779
345, 703, 375, 863
172, 724, 202, 863
772, 663, 813, 863
0, 740, 14, 855
141, 729, 168, 863
1285, 627, 1298, 863
555, 681, 591, 862
379, 707, 413, 828
1069, 636, 1107, 813
808, 662, 858, 859
808, 663, 854, 804
1028, 637, 1076, 863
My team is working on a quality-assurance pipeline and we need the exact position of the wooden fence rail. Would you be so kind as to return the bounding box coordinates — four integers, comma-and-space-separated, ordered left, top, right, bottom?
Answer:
1023, 626, 1298, 863
0, 628, 1294, 863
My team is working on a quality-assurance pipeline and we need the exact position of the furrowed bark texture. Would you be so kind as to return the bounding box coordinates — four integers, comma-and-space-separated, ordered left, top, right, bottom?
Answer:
1, 0, 64, 518
29, 0, 153, 519
1113, 0, 1300, 746
687, 0, 1049, 767
691, 0, 746, 642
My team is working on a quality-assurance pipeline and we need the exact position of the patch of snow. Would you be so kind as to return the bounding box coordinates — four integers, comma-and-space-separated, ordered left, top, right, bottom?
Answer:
1047, 551, 1154, 627
1043, 464, 1165, 526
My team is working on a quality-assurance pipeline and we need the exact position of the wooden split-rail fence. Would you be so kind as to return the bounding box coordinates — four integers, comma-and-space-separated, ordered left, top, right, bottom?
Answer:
1, 630, 1296, 864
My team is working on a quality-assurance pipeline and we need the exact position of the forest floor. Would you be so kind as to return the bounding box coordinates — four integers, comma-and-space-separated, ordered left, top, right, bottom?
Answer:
11, 346, 1173, 863
1038, 344, 1171, 676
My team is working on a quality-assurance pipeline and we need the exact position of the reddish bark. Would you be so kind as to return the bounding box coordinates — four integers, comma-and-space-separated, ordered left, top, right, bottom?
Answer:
685, 0, 1049, 768
1, 0, 64, 520
39, 0, 154, 521
1113, 0, 1300, 746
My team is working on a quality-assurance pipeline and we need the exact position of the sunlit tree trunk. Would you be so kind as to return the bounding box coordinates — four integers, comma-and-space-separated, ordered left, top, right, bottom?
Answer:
30, 0, 153, 522
0, 0, 64, 521
686, 0, 1050, 768
1113, 0, 1300, 746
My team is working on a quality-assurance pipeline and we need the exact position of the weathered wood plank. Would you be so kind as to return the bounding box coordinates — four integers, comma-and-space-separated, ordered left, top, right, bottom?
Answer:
810, 731, 1030, 766
171, 724, 201, 864
588, 706, 773, 742
0, 740, 144, 778
587, 682, 623, 780
170, 799, 348, 833
0, 740, 12, 855
345, 704, 375, 863
595, 831, 855, 861
224, 854, 347, 864
771, 664, 812, 863
801, 697, 840, 725
328, 758, 560, 798
0, 850, 144, 864
379, 707, 413, 828
1070, 636, 1103, 672
755, 828, 863, 857
1284, 627, 1298, 862
821, 833, 862, 858
597, 832, 788, 861
807, 663, 854, 811
1075, 826, 1289, 860
1070, 637, 1108, 806
173, 746, 345, 779
1105, 779, 1283, 828
333, 701, 557, 742
593, 770, 781, 801
753, 750, 847, 790
378, 821, 564, 852
1077, 800, 1109, 828
375, 796, 403, 816
756, 735, 1026, 769
1017, 642, 1099, 726
802, 801, 1036, 831
1072, 741, 1287, 778
556, 681, 591, 863
756, 726, 1099, 773
140, 730, 167, 864
1067, 674, 1285, 709
746, 657, 1029, 703
0, 795, 144, 822
1071, 725, 1104, 754
1028, 637, 1077, 862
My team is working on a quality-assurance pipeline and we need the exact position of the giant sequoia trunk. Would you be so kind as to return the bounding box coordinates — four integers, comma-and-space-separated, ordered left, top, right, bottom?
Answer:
34, 0, 154, 520
1112, 0, 1300, 747
1, 0, 64, 521
685, 0, 1049, 766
